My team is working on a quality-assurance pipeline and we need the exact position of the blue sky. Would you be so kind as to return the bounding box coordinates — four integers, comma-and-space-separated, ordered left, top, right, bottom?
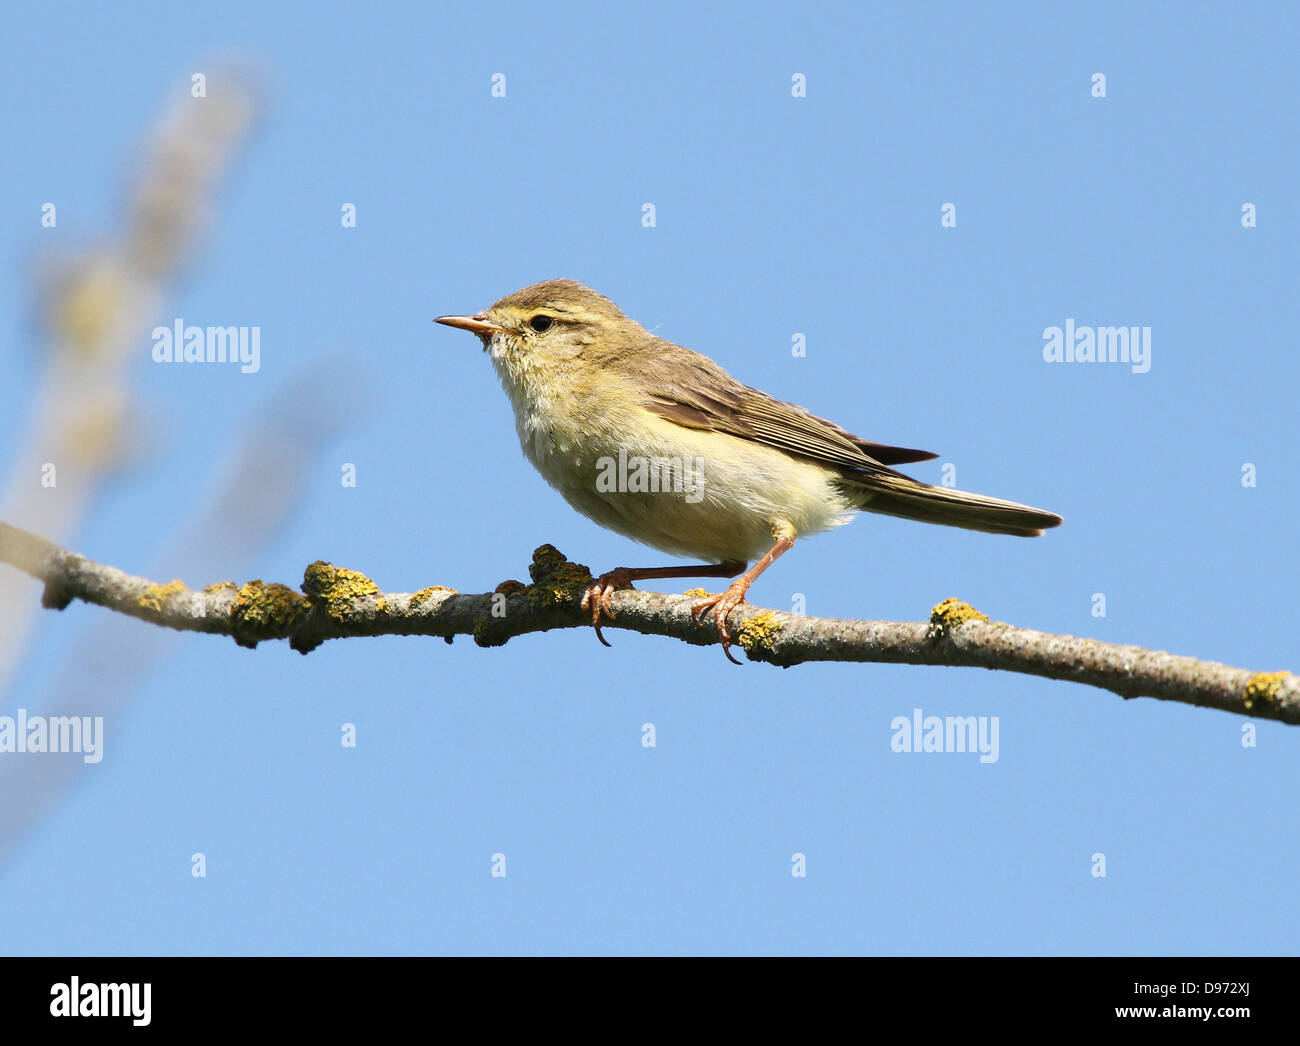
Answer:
1, 1, 1296, 954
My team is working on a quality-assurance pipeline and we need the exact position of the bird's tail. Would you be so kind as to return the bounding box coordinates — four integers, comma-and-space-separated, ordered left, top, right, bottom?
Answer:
850, 474, 1062, 537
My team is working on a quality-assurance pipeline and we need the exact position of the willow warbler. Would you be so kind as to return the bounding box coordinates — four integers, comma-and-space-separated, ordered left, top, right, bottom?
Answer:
437, 279, 1061, 663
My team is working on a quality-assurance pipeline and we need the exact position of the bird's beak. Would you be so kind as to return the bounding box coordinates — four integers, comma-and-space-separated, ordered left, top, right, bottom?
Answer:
435, 314, 507, 337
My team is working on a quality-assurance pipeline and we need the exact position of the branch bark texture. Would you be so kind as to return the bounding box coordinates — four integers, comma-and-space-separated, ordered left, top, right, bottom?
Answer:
1, 521, 1295, 725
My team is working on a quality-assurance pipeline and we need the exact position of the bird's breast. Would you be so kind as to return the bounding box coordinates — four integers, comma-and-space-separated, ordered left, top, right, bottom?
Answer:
488, 353, 856, 561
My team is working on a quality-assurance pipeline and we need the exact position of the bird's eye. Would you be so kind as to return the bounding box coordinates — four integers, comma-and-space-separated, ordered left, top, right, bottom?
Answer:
529, 314, 554, 333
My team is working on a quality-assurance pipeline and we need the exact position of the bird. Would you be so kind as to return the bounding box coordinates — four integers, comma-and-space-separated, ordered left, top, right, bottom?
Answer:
436, 279, 1061, 663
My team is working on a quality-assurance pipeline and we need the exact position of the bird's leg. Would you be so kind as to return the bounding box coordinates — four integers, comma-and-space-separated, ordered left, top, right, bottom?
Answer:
581, 561, 746, 648
691, 527, 796, 665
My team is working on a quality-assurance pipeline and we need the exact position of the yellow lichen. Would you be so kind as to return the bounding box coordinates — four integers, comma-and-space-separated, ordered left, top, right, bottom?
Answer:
525, 545, 592, 611
230, 580, 309, 646
203, 581, 238, 595
136, 579, 187, 613
494, 579, 526, 596
302, 561, 386, 619
682, 588, 708, 598
928, 597, 989, 637
1243, 671, 1290, 710
410, 585, 456, 609
737, 611, 783, 653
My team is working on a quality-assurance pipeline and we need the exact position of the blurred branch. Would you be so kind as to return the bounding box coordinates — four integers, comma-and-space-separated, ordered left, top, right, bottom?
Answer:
0, 64, 259, 694
1, 529, 1294, 725
0, 362, 363, 866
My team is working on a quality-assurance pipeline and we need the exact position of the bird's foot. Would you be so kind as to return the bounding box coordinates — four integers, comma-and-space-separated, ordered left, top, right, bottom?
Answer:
579, 568, 638, 647
691, 582, 751, 665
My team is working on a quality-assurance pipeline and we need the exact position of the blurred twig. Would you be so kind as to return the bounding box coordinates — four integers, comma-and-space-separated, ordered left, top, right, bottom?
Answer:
0, 363, 362, 865
0, 65, 258, 696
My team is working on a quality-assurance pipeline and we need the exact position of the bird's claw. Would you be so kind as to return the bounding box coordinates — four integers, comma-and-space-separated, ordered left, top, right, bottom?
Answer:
580, 569, 637, 647
691, 587, 747, 665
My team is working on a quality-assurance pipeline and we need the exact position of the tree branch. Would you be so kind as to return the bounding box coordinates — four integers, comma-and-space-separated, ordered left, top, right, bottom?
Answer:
1, 521, 1294, 724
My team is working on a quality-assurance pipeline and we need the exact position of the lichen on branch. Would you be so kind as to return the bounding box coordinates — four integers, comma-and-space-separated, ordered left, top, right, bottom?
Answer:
0, 521, 1295, 725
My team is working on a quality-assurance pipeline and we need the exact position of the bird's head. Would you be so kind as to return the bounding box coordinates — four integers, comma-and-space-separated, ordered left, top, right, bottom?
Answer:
436, 279, 643, 368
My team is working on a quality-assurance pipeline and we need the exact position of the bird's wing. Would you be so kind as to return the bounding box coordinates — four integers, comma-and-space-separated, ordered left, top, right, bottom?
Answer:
624, 340, 937, 474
